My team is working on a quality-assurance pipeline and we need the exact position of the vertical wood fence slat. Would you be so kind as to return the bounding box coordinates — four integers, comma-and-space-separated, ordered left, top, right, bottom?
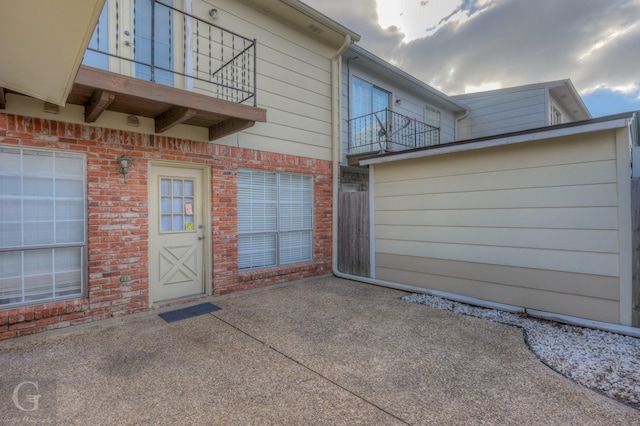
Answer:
338, 192, 370, 277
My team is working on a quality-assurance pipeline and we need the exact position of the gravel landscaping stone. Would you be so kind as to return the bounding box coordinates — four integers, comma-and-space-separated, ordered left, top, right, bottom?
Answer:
402, 293, 640, 410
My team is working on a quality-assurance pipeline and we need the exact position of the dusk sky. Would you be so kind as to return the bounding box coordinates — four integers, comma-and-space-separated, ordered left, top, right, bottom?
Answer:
304, 0, 640, 117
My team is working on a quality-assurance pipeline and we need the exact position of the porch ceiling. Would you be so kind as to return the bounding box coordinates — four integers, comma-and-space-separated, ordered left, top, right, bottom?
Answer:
0, 0, 105, 106
66, 66, 267, 141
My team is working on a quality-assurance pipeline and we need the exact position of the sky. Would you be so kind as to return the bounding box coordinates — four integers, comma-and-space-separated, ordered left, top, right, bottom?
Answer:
303, 0, 640, 117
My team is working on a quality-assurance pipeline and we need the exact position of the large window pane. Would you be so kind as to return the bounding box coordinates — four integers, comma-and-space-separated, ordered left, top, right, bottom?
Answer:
238, 234, 277, 269
0, 223, 22, 247
279, 231, 312, 265
238, 170, 313, 270
0, 148, 86, 307
134, 0, 175, 86
158, 178, 196, 232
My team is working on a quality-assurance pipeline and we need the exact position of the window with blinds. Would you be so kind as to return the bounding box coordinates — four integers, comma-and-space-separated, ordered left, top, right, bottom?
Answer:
0, 148, 86, 306
237, 169, 313, 270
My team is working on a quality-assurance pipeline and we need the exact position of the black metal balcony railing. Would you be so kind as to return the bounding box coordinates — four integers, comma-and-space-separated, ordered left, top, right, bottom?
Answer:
347, 109, 440, 156
85, 0, 257, 106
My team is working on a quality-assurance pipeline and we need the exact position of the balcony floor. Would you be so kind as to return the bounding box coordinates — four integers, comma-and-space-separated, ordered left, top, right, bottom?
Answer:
66, 66, 267, 141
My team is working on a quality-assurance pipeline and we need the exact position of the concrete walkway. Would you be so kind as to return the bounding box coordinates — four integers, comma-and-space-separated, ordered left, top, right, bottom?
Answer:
2, 277, 639, 424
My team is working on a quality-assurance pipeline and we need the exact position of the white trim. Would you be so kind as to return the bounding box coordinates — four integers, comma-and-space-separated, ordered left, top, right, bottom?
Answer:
369, 165, 376, 279
346, 44, 467, 113
331, 34, 351, 278
331, 271, 640, 338
361, 118, 629, 165
616, 126, 634, 326
275, 0, 360, 40
452, 79, 569, 100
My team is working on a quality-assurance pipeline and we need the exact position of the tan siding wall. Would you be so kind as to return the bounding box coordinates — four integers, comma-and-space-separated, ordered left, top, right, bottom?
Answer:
374, 130, 624, 323
5, 0, 338, 161
454, 88, 547, 139
197, 0, 335, 160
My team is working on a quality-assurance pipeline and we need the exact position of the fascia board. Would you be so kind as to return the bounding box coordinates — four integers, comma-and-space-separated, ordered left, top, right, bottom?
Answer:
361, 118, 629, 165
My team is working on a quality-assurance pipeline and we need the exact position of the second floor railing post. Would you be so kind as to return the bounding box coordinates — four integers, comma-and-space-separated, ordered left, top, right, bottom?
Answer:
150, 0, 156, 83
253, 40, 257, 107
86, 0, 257, 104
346, 109, 441, 156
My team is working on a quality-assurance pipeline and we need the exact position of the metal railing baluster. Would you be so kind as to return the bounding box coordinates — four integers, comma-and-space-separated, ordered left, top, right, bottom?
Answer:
84, 0, 257, 105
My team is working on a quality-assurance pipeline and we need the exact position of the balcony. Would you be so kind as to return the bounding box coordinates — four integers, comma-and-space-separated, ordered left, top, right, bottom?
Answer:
66, 0, 266, 141
347, 109, 439, 165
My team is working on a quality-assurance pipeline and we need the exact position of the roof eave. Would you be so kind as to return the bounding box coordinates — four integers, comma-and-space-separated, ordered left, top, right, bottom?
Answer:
347, 44, 468, 113
279, 0, 360, 42
361, 112, 636, 166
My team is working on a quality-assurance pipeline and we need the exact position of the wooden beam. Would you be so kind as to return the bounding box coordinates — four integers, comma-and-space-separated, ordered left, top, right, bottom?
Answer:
155, 106, 197, 133
209, 118, 255, 141
84, 89, 115, 123
75, 66, 267, 123
0, 87, 6, 110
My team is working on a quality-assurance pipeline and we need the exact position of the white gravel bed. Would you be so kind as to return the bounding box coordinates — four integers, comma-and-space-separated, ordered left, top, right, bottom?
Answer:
402, 293, 640, 409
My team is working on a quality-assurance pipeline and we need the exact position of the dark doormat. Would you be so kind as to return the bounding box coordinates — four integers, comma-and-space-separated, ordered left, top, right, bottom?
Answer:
159, 302, 222, 323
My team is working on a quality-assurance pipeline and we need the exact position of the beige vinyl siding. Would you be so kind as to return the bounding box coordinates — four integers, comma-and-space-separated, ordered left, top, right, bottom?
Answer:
378, 255, 620, 323
454, 88, 547, 139
340, 60, 457, 164
5, 0, 339, 159
373, 129, 626, 323
194, 0, 335, 160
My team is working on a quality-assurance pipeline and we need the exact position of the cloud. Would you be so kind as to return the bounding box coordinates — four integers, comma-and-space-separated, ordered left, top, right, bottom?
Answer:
304, 0, 640, 105
303, 0, 404, 58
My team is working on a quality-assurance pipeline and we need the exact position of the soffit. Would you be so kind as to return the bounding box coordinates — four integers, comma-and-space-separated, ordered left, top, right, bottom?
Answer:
0, 0, 106, 106
237, 0, 360, 46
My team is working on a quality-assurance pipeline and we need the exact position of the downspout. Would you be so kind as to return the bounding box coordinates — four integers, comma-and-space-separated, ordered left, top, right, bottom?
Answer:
454, 107, 470, 141
331, 34, 351, 277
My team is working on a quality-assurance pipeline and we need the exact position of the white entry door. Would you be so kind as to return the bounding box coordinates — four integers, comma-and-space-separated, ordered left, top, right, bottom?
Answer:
149, 165, 207, 302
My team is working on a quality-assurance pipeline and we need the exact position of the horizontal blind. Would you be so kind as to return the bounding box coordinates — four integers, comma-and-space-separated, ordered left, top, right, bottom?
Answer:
278, 174, 313, 265
238, 169, 278, 269
238, 169, 313, 270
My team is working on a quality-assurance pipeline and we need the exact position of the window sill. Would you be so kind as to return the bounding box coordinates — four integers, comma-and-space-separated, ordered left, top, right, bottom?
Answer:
238, 261, 319, 282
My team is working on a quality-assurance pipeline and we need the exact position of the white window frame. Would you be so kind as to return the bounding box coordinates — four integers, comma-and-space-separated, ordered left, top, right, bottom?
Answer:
237, 169, 314, 270
424, 105, 442, 145
350, 75, 391, 118
551, 106, 562, 125
0, 147, 87, 307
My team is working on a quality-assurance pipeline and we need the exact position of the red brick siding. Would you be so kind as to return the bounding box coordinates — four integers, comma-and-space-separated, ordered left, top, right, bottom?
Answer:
0, 113, 333, 339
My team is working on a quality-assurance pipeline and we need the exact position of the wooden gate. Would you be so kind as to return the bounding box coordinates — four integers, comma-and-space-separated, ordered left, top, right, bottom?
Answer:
338, 191, 370, 277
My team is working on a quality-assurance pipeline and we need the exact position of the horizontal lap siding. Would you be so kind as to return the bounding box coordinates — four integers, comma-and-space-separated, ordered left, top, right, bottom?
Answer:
194, 0, 334, 160
455, 89, 547, 139
374, 131, 622, 323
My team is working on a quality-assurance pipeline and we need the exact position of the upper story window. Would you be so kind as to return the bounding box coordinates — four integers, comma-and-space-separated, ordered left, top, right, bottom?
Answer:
84, 0, 176, 86
551, 106, 562, 125
351, 76, 390, 118
0, 148, 87, 307
424, 105, 441, 145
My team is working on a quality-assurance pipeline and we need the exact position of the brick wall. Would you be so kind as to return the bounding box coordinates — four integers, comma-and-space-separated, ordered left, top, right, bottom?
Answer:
0, 113, 333, 339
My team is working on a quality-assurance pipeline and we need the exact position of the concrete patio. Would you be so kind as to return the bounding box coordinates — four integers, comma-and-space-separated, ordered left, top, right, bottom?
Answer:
2, 277, 639, 424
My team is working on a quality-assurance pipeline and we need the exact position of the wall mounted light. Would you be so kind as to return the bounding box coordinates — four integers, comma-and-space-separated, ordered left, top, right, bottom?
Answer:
44, 102, 60, 114
117, 155, 133, 184
209, 8, 218, 19
395, 99, 402, 106
126, 115, 140, 127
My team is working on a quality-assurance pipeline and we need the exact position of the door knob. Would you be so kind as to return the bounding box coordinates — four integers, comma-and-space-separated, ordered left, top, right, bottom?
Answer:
198, 234, 205, 240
